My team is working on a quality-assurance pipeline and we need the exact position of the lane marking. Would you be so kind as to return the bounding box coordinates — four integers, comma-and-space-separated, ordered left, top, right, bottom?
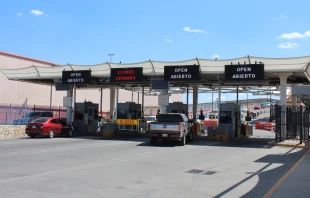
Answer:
263, 149, 310, 198
0, 141, 137, 158
0, 152, 151, 183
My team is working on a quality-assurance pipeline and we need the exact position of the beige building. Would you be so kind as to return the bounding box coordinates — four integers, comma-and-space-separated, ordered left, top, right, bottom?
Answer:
0, 51, 182, 112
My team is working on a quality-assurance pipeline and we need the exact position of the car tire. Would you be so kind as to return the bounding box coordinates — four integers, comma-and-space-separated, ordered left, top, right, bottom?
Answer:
49, 130, 54, 139
30, 135, 36, 138
187, 130, 193, 142
179, 134, 186, 146
67, 129, 73, 137
150, 137, 157, 145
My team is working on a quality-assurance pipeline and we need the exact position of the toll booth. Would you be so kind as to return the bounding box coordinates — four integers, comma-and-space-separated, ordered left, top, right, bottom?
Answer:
219, 103, 241, 140
117, 102, 146, 133
73, 102, 99, 136
167, 102, 187, 114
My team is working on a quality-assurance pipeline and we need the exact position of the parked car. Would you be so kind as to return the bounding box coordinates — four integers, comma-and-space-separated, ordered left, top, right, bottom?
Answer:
25, 117, 74, 138
254, 104, 261, 109
149, 113, 193, 146
146, 116, 157, 124
13, 112, 53, 125
209, 110, 218, 119
265, 102, 271, 107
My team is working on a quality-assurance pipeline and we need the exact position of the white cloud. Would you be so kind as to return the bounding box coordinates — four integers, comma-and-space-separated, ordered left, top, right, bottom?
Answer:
164, 39, 173, 43
278, 42, 299, 49
30, 10, 43, 16
213, 54, 220, 59
278, 31, 310, 39
280, 15, 286, 18
183, 26, 207, 34
16, 13, 22, 16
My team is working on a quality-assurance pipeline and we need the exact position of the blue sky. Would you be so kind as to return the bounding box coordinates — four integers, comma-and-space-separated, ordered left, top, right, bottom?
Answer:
0, 0, 308, 103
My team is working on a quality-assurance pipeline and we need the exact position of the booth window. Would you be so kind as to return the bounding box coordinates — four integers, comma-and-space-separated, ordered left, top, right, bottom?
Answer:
117, 110, 127, 119
220, 111, 233, 124
75, 109, 84, 120
156, 114, 184, 122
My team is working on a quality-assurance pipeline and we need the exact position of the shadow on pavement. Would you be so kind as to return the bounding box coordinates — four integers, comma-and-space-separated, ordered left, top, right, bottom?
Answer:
136, 135, 276, 149
213, 148, 307, 198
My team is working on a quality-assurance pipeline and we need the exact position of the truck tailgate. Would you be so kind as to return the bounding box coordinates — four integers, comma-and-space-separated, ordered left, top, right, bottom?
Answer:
150, 123, 180, 132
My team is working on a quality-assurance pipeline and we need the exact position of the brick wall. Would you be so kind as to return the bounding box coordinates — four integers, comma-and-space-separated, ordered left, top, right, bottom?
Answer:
0, 125, 27, 138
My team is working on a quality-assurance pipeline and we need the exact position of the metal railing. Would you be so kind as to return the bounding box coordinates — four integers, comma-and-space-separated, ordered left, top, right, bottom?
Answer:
274, 104, 310, 143
0, 103, 67, 125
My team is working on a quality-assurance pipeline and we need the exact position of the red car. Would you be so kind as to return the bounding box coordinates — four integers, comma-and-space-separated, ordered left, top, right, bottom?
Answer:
253, 104, 261, 109
26, 117, 74, 138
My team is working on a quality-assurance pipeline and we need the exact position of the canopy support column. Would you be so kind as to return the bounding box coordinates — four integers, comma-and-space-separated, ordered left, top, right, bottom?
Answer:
278, 73, 291, 141
66, 87, 73, 124
292, 95, 297, 106
142, 87, 145, 117
115, 86, 119, 121
161, 90, 169, 114
186, 85, 189, 117
100, 87, 103, 118
50, 86, 52, 112
218, 85, 221, 126
109, 87, 116, 122
192, 85, 198, 122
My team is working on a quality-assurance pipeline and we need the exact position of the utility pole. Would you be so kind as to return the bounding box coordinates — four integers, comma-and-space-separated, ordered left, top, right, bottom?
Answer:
108, 54, 115, 63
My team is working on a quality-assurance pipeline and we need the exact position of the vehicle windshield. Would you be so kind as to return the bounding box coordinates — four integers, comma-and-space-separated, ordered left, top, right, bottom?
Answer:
146, 117, 156, 121
156, 114, 184, 122
31, 117, 49, 123
211, 110, 218, 113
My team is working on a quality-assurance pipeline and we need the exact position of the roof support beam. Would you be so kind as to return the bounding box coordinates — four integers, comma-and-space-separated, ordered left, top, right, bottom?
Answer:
196, 57, 200, 67
32, 65, 40, 77
107, 61, 111, 69
149, 60, 155, 75
69, 64, 74, 70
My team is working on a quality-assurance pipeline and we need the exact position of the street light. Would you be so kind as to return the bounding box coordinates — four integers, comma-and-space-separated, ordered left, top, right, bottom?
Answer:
108, 54, 115, 63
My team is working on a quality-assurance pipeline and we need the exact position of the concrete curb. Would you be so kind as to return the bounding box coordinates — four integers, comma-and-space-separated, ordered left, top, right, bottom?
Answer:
268, 142, 310, 149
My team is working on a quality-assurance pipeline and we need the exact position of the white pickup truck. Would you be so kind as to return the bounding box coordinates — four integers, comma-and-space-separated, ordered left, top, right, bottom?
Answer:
149, 113, 193, 146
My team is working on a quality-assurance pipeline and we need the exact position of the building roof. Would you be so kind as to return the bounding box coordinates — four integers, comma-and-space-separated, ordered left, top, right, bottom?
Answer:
1, 55, 310, 87
0, 51, 59, 66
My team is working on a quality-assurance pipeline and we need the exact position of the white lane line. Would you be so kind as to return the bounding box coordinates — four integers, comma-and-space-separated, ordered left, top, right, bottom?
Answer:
0, 141, 137, 158
0, 138, 94, 145
186, 142, 222, 149
0, 152, 151, 183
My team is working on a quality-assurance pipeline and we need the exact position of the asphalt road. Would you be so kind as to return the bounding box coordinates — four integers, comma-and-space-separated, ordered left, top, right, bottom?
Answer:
0, 130, 306, 198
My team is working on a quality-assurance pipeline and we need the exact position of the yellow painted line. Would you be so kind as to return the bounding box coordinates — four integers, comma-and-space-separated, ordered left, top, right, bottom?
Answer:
263, 149, 310, 198
268, 142, 310, 149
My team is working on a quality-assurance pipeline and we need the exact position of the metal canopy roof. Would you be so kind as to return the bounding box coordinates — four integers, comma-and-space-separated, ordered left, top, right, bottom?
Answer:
1, 55, 310, 88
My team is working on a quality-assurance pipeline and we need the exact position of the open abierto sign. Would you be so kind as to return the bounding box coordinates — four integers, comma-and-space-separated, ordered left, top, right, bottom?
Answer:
224, 64, 264, 82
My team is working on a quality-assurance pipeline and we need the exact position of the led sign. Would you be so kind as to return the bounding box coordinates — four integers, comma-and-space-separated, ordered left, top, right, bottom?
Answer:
164, 65, 200, 81
110, 67, 143, 83
224, 64, 264, 82
62, 70, 91, 85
